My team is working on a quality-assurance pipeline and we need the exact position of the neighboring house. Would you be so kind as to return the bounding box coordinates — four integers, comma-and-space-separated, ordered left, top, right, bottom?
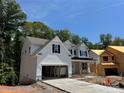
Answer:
90, 49, 118, 76
106, 46, 124, 74
64, 40, 96, 75
20, 36, 72, 83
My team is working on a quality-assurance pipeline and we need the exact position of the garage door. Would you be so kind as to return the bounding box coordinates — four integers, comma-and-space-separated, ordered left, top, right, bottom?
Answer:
42, 66, 68, 80
105, 68, 118, 75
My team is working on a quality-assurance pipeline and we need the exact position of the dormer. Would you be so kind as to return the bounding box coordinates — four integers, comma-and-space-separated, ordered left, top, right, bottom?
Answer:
77, 43, 89, 58
64, 40, 76, 57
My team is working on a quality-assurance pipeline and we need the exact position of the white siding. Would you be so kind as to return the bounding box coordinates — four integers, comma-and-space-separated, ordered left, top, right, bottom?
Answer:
77, 44, 89, 58
36, 37, 72, 80
20, 37, 37, 82
89, 51, 100, 64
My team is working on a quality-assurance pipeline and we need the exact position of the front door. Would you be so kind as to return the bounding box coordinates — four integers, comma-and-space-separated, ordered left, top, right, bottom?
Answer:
81, 63, 88, 73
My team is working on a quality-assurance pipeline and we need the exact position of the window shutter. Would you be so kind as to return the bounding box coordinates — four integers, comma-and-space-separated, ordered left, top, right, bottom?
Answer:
80, 50, 81, 56
71, 49, 72, 54
85, 51, 87, 56
58, 45, 60, 53
52, 44, 55, 53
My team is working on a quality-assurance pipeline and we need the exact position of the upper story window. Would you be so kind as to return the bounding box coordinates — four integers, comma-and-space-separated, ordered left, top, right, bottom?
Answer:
103, 56, 108, 61
80, 50, 87, 57
52, 44, 60, 53
80, 50, 83, 56
69, 49, 73, 55
112, 56, 114, 60
74, 50, 76, 56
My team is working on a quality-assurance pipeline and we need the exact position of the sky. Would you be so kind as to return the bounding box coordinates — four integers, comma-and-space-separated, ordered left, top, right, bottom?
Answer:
17, 0, 124, 43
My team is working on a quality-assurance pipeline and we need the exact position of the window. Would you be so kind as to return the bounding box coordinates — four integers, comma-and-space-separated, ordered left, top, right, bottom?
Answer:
52, 44, 60, 53
74, 50, 76, 55
80, 50, 83, 56
84, 51, 87, 56
103, 56, 108, 61
112, 56, 114, 60
80, 50, 87, 57
69, 49, 72, 55
82, 63, 87, 70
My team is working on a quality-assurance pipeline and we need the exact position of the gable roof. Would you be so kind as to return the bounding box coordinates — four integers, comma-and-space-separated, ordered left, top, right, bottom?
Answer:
28, 36, 71, 55
77, 42, 88, 48
108, 46, 124, 53
27, 37, 50, 55
64, 40, 76, 47
91, 49, 105, 55
27, 36, 49, 45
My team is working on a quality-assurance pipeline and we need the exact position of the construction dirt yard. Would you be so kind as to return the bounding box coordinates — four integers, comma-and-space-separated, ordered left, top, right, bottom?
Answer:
1, 76, 124, 93
0, 82, 68, 93
73, 75, 124, 88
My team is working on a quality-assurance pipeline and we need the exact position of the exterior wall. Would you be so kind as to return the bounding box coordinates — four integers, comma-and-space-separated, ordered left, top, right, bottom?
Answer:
89, 50, 118, 76
90, 64, 96, 73
64, 41, 90, 58
20, 38, 39, 83
36, 37, 72, 80
107, 47, 124, 74
20, 55, 37, 83
21, 38, 31, 59
72, 62, 80, 74
77, 44, 89, 58
64, 40, 77, 57
97, 64, 118, 76
89, 51, 100, 74
100, 52, 114, 63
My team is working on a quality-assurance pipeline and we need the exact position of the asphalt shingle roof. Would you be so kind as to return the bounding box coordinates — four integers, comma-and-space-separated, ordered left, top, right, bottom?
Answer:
27, 36, 49, 45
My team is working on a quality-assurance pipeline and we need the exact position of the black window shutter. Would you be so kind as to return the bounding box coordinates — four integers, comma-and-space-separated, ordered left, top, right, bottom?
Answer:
52, 44, 55, 53
71, 49, 72, 54
85, 51, 87, 56
80, 50, 81, 56
74, 50, 76, 55
58, 45, 60, 53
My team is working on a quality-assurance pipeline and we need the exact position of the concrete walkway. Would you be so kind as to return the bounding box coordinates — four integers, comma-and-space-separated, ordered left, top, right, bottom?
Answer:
43, 78, 124, 93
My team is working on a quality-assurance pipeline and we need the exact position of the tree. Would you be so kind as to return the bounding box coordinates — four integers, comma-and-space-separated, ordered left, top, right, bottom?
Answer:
81, 37, 88, 44
92, 43, 102, 49
0, 0, 26, 84
22, 21, 55, 39
71, 34, 81, 45
55, 29, 71, 42
0, 0, 26, 63
112, 37, 122, 46
0, 63, 17, 85
100, 33, 112, 48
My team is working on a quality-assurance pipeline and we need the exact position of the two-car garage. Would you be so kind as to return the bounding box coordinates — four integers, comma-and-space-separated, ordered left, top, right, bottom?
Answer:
40, 55, 70, 80
42, 66, 68, 80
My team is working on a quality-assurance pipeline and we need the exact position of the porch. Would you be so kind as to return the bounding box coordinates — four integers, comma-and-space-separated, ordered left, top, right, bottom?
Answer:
72, 57, 96, 76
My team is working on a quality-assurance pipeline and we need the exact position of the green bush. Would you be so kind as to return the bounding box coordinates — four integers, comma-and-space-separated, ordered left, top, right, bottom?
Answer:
0, 63, 17, 85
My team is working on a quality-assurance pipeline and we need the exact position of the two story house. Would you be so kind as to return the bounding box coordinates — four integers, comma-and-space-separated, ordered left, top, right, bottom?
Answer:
20, 36, 72, 83
64, 40, 96, 75
107, 46, 124, 74
90, 49, 118, 76
20, 36, 97, 83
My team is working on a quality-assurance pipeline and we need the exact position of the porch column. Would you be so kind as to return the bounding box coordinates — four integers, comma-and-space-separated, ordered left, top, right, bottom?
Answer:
79, 62, 82, 75
87, 63, 91, 73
